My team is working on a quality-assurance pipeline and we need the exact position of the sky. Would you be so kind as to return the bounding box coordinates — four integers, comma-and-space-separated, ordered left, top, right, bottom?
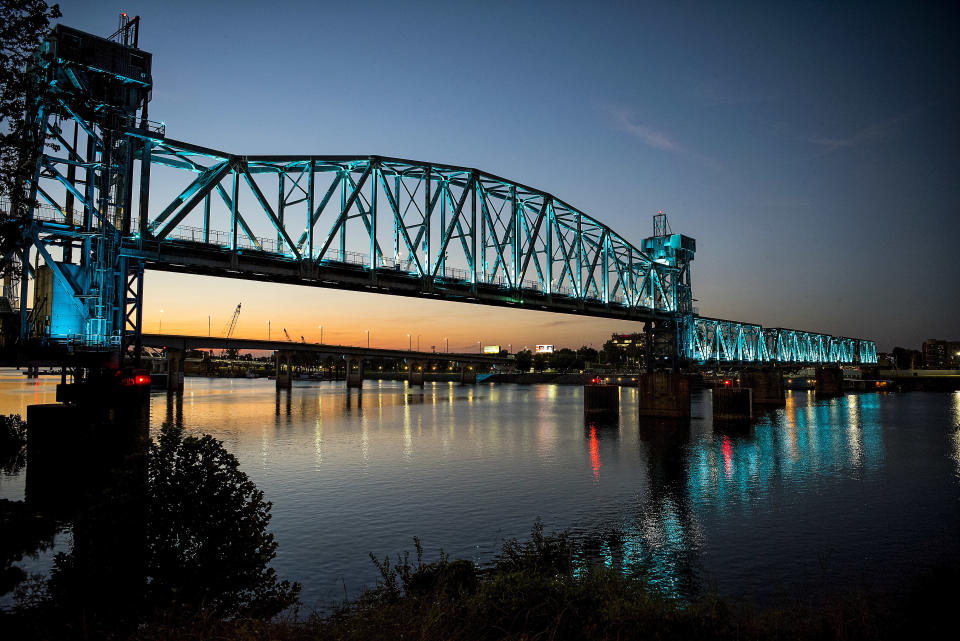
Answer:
50, 0, 960, 352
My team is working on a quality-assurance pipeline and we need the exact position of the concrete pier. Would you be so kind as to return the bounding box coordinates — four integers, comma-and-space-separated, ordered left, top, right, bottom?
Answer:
460, 365, 477, 385
165, 348, 184, 393
409, 361, 425, 386
584, 384, 619, 419
275, 350, 292, 389
347, 358, 364, 388
712, 387, 753, 422
816, 367, 844, 395
740, 370, 785, 405
637, 372, 690, 418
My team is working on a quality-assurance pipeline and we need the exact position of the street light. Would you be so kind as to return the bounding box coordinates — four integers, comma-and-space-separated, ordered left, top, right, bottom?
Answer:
445, 337, 449, 353
477, 339, 482, 353
267, 320, 271, 340
319, 324, 323, 344
417, 334, 421, 351
407, 333, 411, 350
366, 329, 370, 348
159, 309, 164, 333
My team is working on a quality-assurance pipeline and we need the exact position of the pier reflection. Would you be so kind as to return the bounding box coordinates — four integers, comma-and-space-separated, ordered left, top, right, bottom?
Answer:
589, 390, 889, 599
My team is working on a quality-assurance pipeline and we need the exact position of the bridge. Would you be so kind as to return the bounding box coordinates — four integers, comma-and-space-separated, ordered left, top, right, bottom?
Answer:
6, 21, 876, 374
140, 333, 508, 389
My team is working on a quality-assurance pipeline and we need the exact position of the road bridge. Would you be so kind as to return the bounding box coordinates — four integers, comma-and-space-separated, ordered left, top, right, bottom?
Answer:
6, 20, 876, 378
143, 333, 507, 390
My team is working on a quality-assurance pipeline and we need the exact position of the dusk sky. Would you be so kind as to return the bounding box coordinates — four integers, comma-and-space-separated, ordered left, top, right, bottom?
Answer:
53, 0, 959, 352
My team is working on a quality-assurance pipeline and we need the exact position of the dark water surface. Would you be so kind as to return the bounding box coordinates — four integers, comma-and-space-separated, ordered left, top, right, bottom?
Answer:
2, 370, 959, 611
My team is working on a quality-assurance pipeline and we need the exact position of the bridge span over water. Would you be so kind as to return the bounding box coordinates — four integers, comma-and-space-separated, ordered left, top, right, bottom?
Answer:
8, 21, 876, 369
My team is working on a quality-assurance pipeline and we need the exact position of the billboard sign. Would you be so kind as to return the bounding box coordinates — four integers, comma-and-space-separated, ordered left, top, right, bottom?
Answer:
535, 344, 554, 354
483, 345, 501, 354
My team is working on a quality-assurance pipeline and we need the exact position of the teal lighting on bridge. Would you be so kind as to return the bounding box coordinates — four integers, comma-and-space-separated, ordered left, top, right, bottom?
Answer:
17, 22, 876, 367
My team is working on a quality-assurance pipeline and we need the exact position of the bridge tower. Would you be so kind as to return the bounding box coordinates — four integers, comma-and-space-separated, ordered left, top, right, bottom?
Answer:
641, 211, 696, 367
19, 16, 154, 364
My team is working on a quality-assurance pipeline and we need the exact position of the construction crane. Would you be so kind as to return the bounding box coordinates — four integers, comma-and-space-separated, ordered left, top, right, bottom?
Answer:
223, 303, 241, 338
283, 328, 293, 342
220, 303, 241, 358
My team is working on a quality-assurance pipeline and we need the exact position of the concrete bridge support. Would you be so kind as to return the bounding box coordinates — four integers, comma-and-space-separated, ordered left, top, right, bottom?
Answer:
713, 387, 753, 422
275, 350, 293, 390
460, 365, 477, 385
409, 361, 425, 386
347, 357, 364, 389
741, 370, 785, 405
816, 367, 844, 395
166, 348, 184, 393
584, 384, 619, 420
637, 372, 690, 418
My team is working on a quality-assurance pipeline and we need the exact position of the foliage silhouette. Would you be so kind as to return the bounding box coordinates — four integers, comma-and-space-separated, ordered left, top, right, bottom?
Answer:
145, 423, 300, 618
0, 0, 61, 277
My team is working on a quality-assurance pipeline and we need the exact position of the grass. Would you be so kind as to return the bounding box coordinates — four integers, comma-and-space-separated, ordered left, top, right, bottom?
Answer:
133, 522, 959, 641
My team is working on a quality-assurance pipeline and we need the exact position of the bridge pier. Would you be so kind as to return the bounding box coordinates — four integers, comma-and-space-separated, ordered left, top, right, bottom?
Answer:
637, 372, 690, 418
408, 360, 425, 386
712, 387, 753, 423
347, 357, 364, 388
460, 365, 477, 385
740, 370, 785, 405
165, 348, 184, 393
584, 384, 619, 420
275, 350, 293, 389
815, 367, 844, 395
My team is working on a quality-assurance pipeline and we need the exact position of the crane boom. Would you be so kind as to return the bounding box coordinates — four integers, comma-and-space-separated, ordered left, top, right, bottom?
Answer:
224, 303, 241, 338
283, 328, 292, 342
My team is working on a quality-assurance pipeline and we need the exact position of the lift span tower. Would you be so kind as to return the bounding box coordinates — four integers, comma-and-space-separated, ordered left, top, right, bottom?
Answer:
11, 18, 876, 368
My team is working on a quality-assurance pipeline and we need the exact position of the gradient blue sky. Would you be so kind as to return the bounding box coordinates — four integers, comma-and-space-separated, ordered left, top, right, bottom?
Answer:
54, 1, 959, 351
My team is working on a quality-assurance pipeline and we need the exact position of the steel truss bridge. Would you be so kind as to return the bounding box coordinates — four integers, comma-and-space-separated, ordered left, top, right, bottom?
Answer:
10, 22, 876, 368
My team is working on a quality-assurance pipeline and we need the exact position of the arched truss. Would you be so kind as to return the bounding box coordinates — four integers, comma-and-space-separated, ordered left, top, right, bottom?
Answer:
126, 136, 679, 315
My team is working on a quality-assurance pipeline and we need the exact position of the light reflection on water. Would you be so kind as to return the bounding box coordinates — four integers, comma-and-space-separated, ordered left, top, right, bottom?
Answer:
2, 371, 959, 611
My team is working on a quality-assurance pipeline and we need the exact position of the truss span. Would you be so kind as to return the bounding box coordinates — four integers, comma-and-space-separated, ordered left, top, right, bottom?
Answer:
111, 137, 681, 317
687, 316, 877, 367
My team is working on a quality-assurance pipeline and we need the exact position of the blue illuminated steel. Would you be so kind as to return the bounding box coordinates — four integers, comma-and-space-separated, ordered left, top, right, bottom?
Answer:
685, 318, 877, 366
17, 22, 877, 368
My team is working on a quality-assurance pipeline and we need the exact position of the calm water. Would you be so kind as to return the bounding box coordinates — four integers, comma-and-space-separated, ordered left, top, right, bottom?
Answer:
2, 370, 959, 611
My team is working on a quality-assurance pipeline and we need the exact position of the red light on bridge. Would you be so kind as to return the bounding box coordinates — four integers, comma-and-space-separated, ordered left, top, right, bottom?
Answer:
135, 374, 151, 386
723, 379, 732, 386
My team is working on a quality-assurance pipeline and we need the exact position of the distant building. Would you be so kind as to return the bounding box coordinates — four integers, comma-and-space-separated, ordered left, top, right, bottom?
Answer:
609, 333, 644, 351
922, 339, 960, 368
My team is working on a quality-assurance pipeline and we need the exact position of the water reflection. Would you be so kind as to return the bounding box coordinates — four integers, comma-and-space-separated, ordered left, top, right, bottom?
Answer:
4, 372, 957, 611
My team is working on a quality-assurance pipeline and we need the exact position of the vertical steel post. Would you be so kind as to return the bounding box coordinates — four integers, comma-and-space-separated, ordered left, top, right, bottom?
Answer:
203, 193, 210, 243
63, 121, 78, 263
138, 138, 151, 239
370, 162, 378, 272
440, 179, 447, 276
307, 159, 314, 262
277, 170, 285, 253
424, 167, 431, 276
470, 174, 477, 285
511, 185, 518, 288
339, 171, 346, 259
230, 167, 239, 252
545, 201, 553, 295
394, 173, 400, 267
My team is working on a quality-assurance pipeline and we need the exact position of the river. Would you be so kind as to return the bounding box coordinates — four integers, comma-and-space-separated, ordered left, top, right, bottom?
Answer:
2, 369, 959, 612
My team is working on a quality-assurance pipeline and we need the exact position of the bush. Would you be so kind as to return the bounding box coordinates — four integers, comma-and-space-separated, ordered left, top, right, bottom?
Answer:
146, 423, 300, 618
0, 414, 27, 473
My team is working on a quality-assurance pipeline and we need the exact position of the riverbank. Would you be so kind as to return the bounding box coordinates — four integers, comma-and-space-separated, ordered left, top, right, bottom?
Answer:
127, 529, 958, 641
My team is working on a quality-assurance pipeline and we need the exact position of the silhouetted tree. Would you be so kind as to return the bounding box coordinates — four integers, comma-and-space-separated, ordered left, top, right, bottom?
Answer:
146, 423, 300, 617
0, 1, 61, 277
549, 348, 578, 373
532, 353, 547, 373
514, 349, 533, 372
